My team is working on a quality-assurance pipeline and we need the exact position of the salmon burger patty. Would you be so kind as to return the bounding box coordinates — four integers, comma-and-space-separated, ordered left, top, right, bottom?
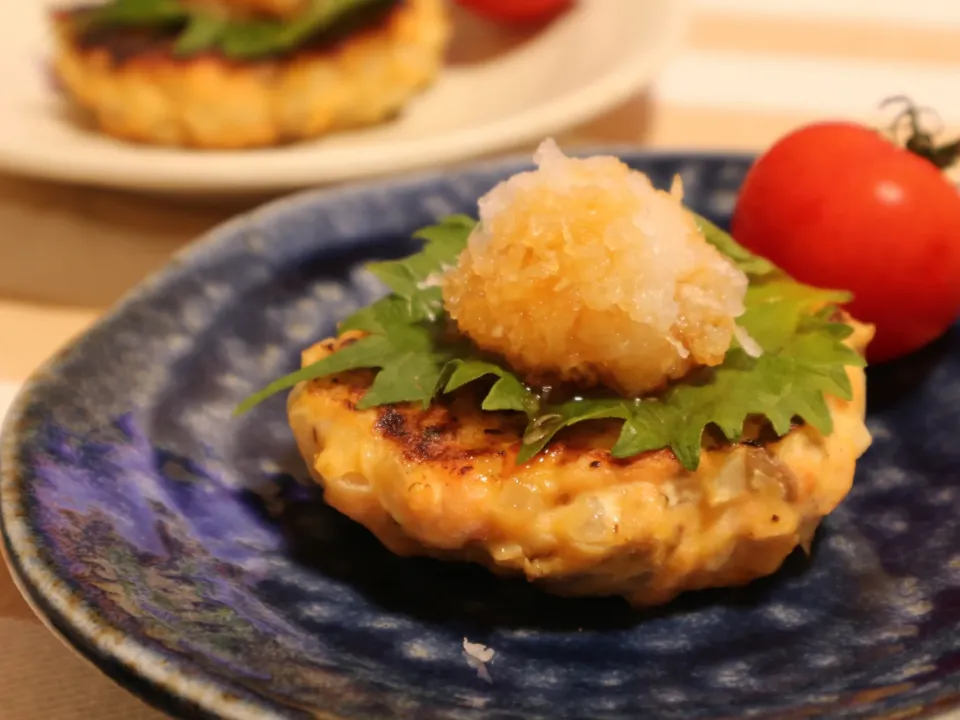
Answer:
288, 320, 873, 608
50, 0, 450, 148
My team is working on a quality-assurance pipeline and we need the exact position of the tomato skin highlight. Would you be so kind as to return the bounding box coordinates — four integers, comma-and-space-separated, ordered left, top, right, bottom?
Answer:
731, 121, 960, 363
453, 0, 573, 23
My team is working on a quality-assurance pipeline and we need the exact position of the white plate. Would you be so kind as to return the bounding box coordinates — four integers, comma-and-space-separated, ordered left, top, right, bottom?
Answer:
0, 0, 687, 193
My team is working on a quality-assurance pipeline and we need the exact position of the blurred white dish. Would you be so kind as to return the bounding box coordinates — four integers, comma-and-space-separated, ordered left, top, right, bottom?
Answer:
0, 0, 686, 194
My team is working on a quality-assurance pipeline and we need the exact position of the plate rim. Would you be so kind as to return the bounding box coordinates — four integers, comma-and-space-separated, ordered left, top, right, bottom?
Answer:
1, 147, 767, 720
0, 0, 689, 193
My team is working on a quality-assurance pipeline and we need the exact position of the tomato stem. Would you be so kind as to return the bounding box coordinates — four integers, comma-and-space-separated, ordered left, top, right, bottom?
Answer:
880, 95, 960, 170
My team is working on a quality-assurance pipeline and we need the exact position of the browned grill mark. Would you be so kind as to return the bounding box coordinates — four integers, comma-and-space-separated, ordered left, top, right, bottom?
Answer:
372, 398, 525, 466
375, 407, 407, 438
410, 435, 441, 463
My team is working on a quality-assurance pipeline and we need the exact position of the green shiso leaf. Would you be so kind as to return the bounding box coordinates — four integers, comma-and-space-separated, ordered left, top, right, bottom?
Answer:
75, 0, 387, 61
692, 211, 778, 277
235, 211, 864, 472
444, 359, 540, 416
364, 214, 476, 322
81, 0, 188, 27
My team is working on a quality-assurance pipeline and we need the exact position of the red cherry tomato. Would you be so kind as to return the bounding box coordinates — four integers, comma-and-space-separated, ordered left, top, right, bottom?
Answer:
454, 0, 573, 23
730, 120, 960, 363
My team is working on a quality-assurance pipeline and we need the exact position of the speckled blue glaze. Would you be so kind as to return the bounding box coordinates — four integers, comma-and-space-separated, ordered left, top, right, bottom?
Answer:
2, 150, 960, 720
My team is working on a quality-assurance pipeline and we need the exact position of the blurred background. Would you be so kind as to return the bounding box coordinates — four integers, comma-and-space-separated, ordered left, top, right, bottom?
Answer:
1, 0, 959, 717
2, 0, 959, 312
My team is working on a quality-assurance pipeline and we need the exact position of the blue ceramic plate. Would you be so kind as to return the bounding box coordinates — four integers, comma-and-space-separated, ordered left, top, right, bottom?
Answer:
2, 150, 959, 720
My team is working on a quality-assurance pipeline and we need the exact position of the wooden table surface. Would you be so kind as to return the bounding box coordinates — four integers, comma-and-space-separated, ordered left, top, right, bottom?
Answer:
3, 1, 960, 717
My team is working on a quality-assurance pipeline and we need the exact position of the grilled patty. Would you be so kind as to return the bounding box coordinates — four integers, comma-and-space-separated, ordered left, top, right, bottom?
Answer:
50, 0, 449, 148
288, 319, 874, 607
